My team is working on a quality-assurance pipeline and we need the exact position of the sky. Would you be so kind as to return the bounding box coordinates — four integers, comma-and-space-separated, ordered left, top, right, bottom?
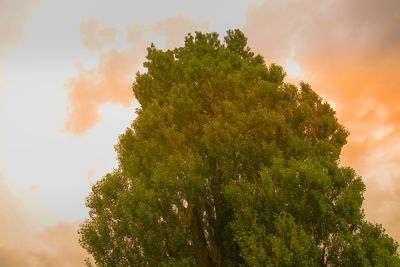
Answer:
0, 0, 399, 265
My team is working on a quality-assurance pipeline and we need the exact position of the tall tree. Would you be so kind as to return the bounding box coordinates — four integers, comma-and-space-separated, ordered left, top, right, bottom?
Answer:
79, 30, 400, 266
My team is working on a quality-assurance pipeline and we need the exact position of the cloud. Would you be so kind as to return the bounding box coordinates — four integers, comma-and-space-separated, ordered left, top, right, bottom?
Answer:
0, 172, 39, 249
245, 0, 400, 135
0, 222, 87, 267
153, 14, 210, 49
0, 2, 89, 262
0, 247, 35, 267
245, 0, 400, 241
63, 15, 208, 135
0, 0, 43, 95
0, 171, 87, 266
0, 0, 42, 57
79, 19, 117, 52
363, 177, 400, 242
36, 221, 89, 266
63, 48, 139, 135
62, 18, 145, 135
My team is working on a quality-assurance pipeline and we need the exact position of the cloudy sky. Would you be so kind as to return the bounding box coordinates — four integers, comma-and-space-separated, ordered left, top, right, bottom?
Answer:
0, 0, 399, 265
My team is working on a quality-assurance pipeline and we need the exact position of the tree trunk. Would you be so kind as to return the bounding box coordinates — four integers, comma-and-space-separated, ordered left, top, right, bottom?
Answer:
192, 215, 213, 267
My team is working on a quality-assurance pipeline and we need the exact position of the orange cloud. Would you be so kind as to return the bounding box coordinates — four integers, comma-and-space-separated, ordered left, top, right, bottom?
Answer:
0, 0, 43, 95
245, 0, 400, 241
0, 0, 42, 57
63, 47, 139, 135
79, 19, 117, 52
64, 15, 208, 135
0, 173, 38, 249
37, 221, 89, 266
0, 171, 88, 266
363, 175, 400, 242
153, 14, 210, 49
246, 0, 400, 134
0, 246, 35, 267
0, 222, 88, 267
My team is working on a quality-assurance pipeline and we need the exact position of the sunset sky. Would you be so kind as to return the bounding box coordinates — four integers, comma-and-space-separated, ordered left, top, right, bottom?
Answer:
1, 0, 399, 265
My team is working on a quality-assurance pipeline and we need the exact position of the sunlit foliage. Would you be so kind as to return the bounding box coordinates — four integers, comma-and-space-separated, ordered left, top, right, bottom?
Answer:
79, 30, 400, 266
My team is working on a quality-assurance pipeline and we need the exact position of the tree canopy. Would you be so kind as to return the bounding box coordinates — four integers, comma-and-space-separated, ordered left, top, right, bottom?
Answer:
79, 30, 400, 266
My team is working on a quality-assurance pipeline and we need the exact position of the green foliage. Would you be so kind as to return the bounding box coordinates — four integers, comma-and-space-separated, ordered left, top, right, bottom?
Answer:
79, 30, 400, 266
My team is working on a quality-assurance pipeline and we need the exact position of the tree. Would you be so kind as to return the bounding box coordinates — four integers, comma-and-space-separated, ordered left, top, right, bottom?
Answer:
79, 30, 400, 266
